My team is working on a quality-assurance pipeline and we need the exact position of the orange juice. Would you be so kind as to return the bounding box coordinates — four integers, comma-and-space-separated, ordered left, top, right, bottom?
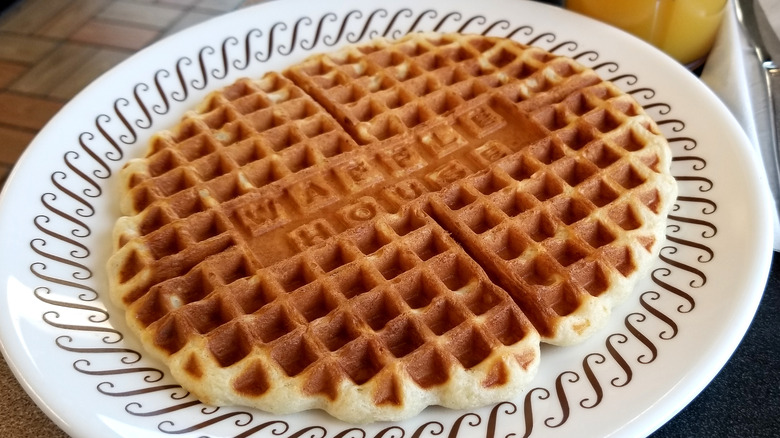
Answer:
565, 0, 727, 67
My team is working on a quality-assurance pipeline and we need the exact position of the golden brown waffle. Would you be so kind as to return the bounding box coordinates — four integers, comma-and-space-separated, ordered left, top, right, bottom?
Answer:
107, 33, 677, 423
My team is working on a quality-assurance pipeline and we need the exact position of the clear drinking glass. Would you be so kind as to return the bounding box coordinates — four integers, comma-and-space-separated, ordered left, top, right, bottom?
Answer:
565, 0, 728, 69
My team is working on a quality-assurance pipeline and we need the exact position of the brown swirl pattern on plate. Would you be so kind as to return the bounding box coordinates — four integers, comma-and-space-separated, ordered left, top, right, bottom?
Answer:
25, 5, 715, 437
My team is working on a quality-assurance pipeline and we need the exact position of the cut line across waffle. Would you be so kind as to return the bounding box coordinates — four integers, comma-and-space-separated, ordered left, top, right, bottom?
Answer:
107, 33, 677, 423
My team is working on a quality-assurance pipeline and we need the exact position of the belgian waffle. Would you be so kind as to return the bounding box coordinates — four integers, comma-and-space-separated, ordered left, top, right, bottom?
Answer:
107, 32, 677, 423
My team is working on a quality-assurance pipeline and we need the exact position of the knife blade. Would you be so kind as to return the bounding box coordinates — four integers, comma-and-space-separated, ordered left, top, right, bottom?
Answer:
735, 0, 780, 215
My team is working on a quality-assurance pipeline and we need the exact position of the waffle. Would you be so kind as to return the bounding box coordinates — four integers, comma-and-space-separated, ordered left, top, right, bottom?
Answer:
107, 32, 677, 423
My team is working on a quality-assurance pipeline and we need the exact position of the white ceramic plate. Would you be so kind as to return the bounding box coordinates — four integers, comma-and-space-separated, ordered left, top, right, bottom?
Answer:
0, 0, 773, 437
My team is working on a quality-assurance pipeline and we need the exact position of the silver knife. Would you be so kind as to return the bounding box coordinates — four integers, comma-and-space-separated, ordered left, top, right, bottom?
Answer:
735, 0, 780, 216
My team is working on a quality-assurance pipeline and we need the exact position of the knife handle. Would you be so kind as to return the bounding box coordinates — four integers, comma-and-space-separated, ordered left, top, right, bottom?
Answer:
763, 66, 780, 210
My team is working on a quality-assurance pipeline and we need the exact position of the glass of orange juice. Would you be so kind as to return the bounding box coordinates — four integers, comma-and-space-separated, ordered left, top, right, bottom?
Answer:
565, 0, 728, 69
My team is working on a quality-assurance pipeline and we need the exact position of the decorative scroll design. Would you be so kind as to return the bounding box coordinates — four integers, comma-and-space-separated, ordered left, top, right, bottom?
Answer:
25, 5, 716, 437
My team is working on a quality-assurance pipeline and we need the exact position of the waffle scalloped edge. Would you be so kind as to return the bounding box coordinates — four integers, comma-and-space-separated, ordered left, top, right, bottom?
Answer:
106, 32, 678, 423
